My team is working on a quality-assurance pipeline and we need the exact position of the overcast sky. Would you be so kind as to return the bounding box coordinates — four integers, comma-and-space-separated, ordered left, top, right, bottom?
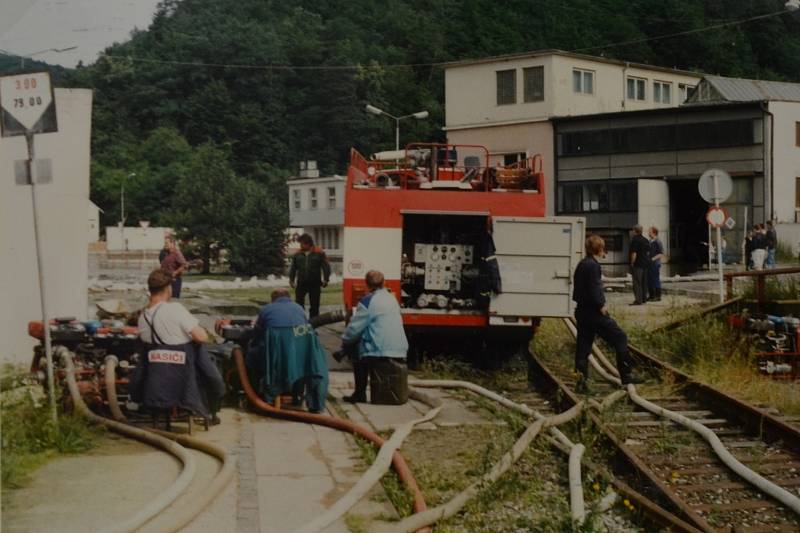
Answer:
0, 0, 161, 68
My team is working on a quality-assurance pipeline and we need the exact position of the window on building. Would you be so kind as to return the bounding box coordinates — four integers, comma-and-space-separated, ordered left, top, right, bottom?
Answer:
796, 177, 800, 211
502, 152, 527, 166
292, 189, 301, 209
678, 83, 694, 102
309, 188, 318, 209
627, 77, 646, 100
327, 186, 336, 209
796, 122, 800, 147
496, 69, 516, 105
653, 81, 671, 104
572, 68, 594, 94
523, 66, 544, 102
333, 228, 340, 250
558, 180, 637, 214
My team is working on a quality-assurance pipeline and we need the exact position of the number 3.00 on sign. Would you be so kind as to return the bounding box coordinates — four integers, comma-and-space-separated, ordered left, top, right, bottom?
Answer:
0, 72, 57, 135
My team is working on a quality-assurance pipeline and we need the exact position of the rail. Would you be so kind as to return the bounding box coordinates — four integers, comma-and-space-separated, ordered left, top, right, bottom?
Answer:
724, 266, 800, 311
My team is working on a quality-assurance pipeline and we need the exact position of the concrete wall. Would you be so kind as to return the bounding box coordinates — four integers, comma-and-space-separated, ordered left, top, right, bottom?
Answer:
768, 101, 800, 224
638, 179, 670, 258
88, 203, 100, 242
444, 53, 701, 129
106, 226, 168, 251
447, 121, 556, 215
0, 88, 93, 364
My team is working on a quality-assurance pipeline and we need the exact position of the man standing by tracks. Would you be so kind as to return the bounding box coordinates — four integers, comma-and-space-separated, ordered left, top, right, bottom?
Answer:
573, 235, 642, 393
289, 234, 331, 318
629, 225, 650, 305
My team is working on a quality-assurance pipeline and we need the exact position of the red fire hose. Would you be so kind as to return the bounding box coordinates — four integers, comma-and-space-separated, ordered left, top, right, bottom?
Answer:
232, 346, 429, 531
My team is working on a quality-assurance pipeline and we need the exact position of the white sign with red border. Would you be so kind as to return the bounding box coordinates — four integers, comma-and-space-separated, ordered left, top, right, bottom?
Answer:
706, 206, 728, 229
0, 72, 58, 137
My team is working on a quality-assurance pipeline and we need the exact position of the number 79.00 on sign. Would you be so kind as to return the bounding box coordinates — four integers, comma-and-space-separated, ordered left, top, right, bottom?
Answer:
0, 72, 58, 137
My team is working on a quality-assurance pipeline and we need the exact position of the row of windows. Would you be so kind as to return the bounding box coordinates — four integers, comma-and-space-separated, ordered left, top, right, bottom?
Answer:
557, 180, 638, 214
558, 119, 759, 156
312, 227, 340, 251
496, 66, 544, 105
496, 66, 694, 106
292, 186, 337, 210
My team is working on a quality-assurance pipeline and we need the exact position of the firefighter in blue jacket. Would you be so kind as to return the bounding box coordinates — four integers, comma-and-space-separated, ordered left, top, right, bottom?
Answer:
573, 235, 642, 393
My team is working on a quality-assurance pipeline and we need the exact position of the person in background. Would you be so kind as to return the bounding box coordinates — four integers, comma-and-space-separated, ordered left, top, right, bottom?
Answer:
573, 235, 642, 393
158, 234, 171, 264
647, 227, 664, 302
629, 225, 650, 305
339, 270, 407, 403
160, 237, 188, 298
132, 269, 225, 424
744, 229, 754, 270
247, 288, 326, 411
765, 220, 778, 269
289, 234, 331, 318
751, 224, 768, 270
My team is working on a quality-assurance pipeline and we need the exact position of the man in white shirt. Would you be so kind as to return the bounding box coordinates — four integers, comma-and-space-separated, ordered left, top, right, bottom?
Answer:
133, 269, 224, 423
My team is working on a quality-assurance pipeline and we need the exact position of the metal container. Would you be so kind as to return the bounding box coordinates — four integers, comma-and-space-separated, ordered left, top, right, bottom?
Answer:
369, 358, 408, 405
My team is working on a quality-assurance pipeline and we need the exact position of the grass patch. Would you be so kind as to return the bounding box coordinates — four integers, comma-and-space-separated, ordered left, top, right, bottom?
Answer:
1, 366, 103, 489
776, 241, 797, 263
735, 275, 799, 301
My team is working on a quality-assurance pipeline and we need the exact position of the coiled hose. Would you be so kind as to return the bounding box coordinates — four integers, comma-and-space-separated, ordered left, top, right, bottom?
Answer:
101, 354, 236, 532
57, 346, 197, 533
231, 346, 431, 532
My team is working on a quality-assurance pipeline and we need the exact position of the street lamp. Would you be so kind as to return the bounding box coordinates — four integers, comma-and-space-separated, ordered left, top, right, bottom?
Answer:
366, 104, 429, 164
120, 172, 135, 251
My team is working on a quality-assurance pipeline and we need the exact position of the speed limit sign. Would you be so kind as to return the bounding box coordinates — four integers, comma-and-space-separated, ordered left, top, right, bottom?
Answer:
706, 206, 728, 228
0, 72, 58, 137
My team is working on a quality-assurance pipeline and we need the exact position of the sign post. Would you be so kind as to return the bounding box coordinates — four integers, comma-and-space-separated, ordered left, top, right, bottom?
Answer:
698, 169, 733, 303
1, 72, 59, 423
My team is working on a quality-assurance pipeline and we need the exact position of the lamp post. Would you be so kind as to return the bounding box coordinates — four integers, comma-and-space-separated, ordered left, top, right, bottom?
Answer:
120, 172, 135, 251
365, 104, 429, 165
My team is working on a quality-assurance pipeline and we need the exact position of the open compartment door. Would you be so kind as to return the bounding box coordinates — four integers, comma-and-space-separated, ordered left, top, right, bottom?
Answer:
489, 216, 585, 318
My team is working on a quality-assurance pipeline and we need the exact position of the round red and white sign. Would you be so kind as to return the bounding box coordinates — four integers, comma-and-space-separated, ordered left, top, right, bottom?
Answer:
705, 206, 728, 228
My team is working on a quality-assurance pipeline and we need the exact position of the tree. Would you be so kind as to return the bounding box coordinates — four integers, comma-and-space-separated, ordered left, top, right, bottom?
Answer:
226, 180, 288, 276
163, 143, 250, 273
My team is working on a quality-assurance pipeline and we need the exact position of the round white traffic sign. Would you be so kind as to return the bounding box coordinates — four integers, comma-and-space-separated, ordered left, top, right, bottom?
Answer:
698, 168, 733, 204
706, 206, 728, 228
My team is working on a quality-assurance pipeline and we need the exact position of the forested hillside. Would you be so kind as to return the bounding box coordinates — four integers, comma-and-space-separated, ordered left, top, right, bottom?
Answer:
4, 0, 799, 273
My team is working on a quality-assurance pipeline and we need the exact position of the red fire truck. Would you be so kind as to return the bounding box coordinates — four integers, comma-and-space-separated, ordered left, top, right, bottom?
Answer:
343, 143, 584, 365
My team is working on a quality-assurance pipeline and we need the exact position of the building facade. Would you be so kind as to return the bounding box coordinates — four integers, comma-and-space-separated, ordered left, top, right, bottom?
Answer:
444, 50, 702, 214
287, 161, 345, 271
1, 89, 93, 363
553, 74, 800, 271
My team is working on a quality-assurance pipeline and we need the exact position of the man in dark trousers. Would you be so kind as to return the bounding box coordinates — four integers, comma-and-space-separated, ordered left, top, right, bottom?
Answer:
573, 235, 642, 392
629, 225, 650, 305
289, 234, 331, 318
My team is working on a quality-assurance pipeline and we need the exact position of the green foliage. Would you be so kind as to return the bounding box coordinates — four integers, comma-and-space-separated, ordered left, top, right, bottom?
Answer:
1, 368, 102, 488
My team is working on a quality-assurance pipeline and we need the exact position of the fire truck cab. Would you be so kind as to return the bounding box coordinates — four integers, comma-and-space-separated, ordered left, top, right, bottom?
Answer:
343, 143, 585, 365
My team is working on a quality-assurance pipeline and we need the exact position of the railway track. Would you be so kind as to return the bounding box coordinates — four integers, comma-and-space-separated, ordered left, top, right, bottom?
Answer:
527, 319, 800, 533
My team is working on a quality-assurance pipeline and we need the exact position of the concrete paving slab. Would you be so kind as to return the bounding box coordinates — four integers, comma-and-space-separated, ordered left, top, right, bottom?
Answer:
253, 421, 331, 477
257, 475, 337, 532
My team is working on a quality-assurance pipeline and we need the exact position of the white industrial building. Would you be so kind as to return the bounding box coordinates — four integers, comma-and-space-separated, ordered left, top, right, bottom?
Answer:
286, 161, 345, 270
1, 88, 93, 364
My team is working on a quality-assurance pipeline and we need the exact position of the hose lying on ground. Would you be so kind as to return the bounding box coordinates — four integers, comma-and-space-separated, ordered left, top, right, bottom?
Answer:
232, 346, 431, 533
627, 384, 800, 516
560, 319, 800, 517
57, 346, 197, 533
101, 358, 236, 533
104, 355, 126, 421
292, 389, 443, 533
409, 379, 627, 526
391, 402, 584, 532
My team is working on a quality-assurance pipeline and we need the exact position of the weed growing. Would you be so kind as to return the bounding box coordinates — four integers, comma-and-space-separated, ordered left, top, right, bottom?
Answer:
1, 365, 103, 489
735, 275, 799, 301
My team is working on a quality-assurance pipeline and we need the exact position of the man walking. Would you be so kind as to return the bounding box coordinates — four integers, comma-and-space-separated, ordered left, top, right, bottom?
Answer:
160, 237, 188, 298
751, 224, 768, 271
573, 235, 642, 392
647, 227, 665, 302
629, 225, 650, 305
289, 234, 331, 319
340, 270, 408, 403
